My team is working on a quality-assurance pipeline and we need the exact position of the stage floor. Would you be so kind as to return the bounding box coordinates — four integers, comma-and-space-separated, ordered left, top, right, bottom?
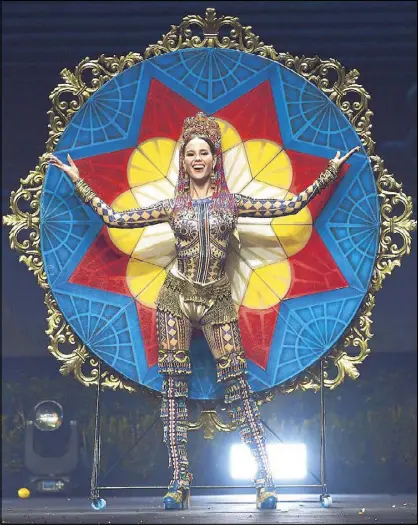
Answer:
2, 493, 417, 524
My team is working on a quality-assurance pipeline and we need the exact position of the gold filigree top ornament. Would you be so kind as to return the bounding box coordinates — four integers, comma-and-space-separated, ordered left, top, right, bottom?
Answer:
145, 7, 280, 59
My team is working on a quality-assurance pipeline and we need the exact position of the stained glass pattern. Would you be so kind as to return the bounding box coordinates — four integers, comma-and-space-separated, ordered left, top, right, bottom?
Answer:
55, 65, 142, 152
40, 48, 379, 399
150, 48, 271, 105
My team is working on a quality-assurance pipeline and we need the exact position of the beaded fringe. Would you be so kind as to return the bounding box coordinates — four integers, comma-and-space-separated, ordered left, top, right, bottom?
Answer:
158, 349, 192, 375
161, 376, 190, 475
216, 350, 247, 382
224, 377, 252, 403
162, 378, 189, 397
223, 376, 274, 488
156, 271, 238, 326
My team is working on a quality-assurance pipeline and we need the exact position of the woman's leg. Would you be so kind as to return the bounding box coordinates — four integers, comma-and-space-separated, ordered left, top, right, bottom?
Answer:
157, 309, 192, 508
223, 375, 275, 491
160, 375, 191, 489
202, 320, 277, 508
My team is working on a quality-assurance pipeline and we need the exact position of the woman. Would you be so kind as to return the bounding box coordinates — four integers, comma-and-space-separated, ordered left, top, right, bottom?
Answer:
49, 112, 359, 510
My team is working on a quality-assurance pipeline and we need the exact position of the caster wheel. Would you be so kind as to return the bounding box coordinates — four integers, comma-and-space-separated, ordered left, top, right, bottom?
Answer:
91, 498, 107, 510
320, 494, 332, 508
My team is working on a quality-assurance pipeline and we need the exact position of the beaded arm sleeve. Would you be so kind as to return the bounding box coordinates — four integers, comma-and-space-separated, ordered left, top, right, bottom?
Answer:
74, 179, 173, 228
235, 161, 339, 218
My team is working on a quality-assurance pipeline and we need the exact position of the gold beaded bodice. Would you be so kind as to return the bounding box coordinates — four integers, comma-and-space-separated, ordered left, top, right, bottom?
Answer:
173, 198, 237, 282
75, 163, 336, 285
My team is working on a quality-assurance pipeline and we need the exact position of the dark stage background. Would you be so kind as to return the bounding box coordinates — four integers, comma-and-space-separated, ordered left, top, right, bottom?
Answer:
2, 1, 417, 496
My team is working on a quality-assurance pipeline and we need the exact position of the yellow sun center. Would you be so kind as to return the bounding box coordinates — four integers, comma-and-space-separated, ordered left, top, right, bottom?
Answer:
107, 119, 312, 310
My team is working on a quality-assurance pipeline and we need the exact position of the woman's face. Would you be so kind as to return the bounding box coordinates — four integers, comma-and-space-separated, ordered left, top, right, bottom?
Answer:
183, 137, 216, 184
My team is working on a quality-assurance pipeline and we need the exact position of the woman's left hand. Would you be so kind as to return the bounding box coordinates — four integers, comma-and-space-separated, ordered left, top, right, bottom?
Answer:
331, 146, 361, 170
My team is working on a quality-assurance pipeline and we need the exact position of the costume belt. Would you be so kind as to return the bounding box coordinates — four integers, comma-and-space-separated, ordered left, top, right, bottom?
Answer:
169, 267, 230, 326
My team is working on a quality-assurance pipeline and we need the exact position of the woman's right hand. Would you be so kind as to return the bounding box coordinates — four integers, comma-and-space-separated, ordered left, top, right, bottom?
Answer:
48, 154, 80, 183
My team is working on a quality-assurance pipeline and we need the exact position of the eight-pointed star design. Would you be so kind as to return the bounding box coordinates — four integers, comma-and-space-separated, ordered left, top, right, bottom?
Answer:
69, 80, 349, 371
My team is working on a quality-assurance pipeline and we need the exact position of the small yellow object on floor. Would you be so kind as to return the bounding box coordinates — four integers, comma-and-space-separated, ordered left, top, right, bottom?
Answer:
17, 488, 30, 499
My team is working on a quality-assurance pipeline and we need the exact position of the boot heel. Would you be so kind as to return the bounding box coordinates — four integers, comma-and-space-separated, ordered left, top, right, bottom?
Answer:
256, 487, 278, 510
183, 489, 190, 510
163, 488, 190, 510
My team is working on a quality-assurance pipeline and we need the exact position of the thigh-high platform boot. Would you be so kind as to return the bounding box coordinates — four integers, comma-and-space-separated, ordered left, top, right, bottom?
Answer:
224, 375, 278, 509
161, 374, 192, 510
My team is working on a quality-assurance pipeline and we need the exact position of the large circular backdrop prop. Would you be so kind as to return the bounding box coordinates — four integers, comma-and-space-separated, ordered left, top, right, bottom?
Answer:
41, 48, 379, 400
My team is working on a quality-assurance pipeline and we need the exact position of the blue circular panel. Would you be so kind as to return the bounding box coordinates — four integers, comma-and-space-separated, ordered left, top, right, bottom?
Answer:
40, 49, 379, 399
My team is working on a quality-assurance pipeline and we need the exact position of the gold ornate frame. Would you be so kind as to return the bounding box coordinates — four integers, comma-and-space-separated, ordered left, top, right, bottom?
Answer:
3, 9, 416, 427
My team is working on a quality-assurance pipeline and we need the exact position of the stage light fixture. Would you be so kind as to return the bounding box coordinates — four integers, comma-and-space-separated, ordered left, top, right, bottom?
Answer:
24, 400, 78, 495
230, 443, 307, 480
33, 400, 63, 431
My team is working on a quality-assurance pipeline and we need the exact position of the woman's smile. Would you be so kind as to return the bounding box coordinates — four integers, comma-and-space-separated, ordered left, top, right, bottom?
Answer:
184, 137, 215, 181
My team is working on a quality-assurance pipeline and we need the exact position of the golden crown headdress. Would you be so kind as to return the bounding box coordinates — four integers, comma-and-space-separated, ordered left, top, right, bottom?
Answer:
181, 112, 221, 146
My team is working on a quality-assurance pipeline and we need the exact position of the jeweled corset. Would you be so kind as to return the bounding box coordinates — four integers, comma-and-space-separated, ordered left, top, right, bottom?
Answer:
171, 198, 236, 283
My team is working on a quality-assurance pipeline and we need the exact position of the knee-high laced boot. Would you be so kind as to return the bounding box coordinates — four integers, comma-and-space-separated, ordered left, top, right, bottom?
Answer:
224, 375, 278, 509
161, 375, 192, 510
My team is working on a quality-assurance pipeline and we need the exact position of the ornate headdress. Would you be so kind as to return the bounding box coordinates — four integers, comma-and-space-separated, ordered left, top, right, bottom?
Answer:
180, 112, 221, 149
175, 112, 236, 213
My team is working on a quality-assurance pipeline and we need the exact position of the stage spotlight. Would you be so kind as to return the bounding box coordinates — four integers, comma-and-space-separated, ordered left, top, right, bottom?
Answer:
230, 443, 307, 480
24, 401, 78, 495
33, 400, 63, 431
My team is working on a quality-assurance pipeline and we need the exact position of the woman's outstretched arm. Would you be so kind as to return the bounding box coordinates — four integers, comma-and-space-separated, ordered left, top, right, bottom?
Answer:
235, 147, 360, 218
48, 154, 173, 228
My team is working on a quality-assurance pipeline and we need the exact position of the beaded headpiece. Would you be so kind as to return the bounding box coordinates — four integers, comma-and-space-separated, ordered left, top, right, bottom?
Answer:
175, 112, 236, 214
180, 112, 221, 148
